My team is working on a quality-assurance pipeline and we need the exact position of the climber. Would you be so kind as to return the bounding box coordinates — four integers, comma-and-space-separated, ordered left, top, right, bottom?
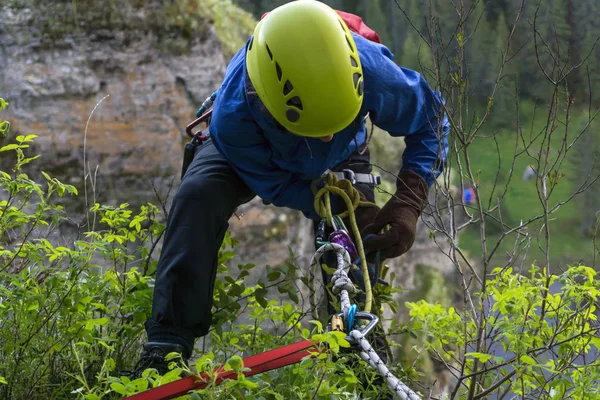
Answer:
523, 164, 537, 181
134, 0, 449, 379
462, 186, 475, 206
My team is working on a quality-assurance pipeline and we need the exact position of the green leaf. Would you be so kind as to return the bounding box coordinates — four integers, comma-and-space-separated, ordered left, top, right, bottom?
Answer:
520, 355, 536, 365
227, 283, 244, 297
456, 31, 464, 47
344, 370, 358, 383
98, 340, 115, 352
309, 320, 323, 333
267, 270, 281, 281
105, 358, 116, 372
288, 290, 299, 304
161, 368, 183, 383
85, 317, 109, 330
465, 352, 492, 363
0, 121, 10, 137
110, 382, 128, 395
226, 355, 243, 372
238, 376, 258, 389
165, 352, 182, 361
20, 155, 40, 166
0, 144, 19, 152
254, 287, 268, 308
0, 376, 6, 384
130, 378, 149, 393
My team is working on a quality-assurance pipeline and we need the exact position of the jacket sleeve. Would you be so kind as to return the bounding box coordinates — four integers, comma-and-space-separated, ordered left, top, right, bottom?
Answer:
210, 102, 320, 220
361, 43, 449, 187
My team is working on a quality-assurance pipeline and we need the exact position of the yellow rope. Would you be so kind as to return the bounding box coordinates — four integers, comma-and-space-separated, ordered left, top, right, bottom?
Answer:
313, 173, 379, 313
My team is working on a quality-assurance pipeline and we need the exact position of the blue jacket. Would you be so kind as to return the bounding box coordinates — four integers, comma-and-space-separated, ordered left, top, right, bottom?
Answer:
210, 32, 449, 220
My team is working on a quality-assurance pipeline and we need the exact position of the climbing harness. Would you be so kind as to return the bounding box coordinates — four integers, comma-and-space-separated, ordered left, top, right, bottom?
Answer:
329, 168, 382, 186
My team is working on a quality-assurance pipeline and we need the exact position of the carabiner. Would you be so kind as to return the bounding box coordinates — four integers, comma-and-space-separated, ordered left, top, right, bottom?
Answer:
333, 311, 379, 348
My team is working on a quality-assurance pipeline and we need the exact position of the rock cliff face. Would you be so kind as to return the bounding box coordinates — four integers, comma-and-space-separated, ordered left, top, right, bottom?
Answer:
1, 2, 227, 206
1, 2, 456, 392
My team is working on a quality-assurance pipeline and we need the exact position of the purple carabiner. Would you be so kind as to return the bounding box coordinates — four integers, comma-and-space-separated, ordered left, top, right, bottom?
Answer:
329, 230, 358, 260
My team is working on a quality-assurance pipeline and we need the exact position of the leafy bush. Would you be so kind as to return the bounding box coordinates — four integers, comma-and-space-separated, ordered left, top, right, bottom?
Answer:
407, 265, 600, 398
0, 98, 157, 398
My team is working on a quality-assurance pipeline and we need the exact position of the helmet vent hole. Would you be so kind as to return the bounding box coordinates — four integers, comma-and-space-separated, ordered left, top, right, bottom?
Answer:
266, 44, 273, 60
276, 62, 282, 81
287, 96, 303, 110
339, 19, 346, 31
249, 36, 254, 51
350, 56, 358, 68
345, 35, 354, 51
283, 80, 294, 95
286, 108, 300, 122
357, 79, 364, 96
353, 72, 362, 88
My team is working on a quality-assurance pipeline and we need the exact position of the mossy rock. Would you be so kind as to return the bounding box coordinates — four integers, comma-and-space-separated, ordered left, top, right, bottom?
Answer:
4, 0, 255, 58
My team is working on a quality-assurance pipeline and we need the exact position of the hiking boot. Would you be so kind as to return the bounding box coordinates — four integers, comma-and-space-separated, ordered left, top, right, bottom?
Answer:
131, 342, 189, 378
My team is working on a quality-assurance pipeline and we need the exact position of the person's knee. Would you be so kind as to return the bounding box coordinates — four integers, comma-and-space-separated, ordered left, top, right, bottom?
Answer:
176, 179, 226, 216
177, 175, 213, 201
176, 173, 246, 219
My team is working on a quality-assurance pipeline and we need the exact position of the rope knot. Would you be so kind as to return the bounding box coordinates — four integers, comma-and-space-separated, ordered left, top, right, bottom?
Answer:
313, 172, 361, 220
331, 268, 357, 295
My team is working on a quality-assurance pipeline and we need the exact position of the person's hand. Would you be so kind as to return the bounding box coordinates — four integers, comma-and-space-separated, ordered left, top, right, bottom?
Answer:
361, 170, 428, 259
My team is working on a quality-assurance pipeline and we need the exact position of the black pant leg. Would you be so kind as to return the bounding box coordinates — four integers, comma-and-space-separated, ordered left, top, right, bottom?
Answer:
145, 140, 255, 356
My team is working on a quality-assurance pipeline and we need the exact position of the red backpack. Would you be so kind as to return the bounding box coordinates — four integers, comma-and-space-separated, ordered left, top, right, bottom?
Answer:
260, 10, 382, 44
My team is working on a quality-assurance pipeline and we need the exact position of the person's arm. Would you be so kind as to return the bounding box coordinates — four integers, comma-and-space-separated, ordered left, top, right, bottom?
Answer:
357, 37, 450, 259
361, 42, 449, 186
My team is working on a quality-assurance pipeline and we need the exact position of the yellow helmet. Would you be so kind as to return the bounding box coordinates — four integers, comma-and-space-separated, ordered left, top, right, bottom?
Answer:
246, 0, 364, 138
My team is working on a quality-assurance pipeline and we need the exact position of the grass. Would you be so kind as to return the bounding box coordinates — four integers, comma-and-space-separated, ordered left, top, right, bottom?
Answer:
456, 99, 600, 271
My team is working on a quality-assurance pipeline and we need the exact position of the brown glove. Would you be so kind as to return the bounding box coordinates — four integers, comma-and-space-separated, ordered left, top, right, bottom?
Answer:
361, 170, 428, 259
